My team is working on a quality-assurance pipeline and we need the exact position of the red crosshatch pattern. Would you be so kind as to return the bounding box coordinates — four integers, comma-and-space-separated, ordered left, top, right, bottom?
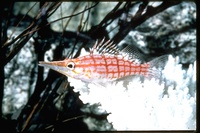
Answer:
74, 55, 150, 80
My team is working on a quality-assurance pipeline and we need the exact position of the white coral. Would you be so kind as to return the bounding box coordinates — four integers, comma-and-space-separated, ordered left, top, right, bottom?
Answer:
68, 55, 196, 130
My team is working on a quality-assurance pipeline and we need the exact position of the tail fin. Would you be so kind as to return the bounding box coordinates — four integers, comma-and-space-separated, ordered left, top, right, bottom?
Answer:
145, 55, 169, 80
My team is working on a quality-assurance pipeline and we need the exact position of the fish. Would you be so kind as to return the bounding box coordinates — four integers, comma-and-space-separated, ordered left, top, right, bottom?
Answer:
39, 39, 168, 84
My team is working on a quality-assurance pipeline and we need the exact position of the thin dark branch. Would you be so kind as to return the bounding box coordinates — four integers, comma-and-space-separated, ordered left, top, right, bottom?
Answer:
112, 1, 181, 44
2, 2, 62, 66
46, 2, 99, 28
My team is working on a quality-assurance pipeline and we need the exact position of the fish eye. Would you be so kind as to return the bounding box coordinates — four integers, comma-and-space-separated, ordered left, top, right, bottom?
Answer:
67, 62, 75, 70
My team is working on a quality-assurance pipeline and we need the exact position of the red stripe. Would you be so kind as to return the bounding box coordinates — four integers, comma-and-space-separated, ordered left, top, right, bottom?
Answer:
75, 55, 150, 80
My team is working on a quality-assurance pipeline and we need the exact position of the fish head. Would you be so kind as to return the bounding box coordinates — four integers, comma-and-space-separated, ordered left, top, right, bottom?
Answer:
39, 58, 83, 79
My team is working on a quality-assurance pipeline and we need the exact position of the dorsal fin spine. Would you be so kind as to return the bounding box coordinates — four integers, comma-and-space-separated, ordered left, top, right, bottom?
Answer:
98, 40, 111, 54
90, 40, 99, 55
91, 38, 120, 56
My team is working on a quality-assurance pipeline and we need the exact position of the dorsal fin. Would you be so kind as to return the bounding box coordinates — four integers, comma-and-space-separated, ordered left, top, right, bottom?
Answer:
120, 44, 144, 64
90, 38, 144, 64
90, 38, 120, 56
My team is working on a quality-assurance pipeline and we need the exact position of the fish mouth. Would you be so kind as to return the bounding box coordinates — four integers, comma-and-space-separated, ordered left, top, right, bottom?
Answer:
39, 61, 68, 75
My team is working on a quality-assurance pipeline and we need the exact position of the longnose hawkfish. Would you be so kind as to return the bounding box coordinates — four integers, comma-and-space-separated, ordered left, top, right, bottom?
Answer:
39, 39, 168, 84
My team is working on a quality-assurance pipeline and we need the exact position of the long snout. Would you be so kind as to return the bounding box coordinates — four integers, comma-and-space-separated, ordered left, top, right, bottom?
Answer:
39, 60, 68, 75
